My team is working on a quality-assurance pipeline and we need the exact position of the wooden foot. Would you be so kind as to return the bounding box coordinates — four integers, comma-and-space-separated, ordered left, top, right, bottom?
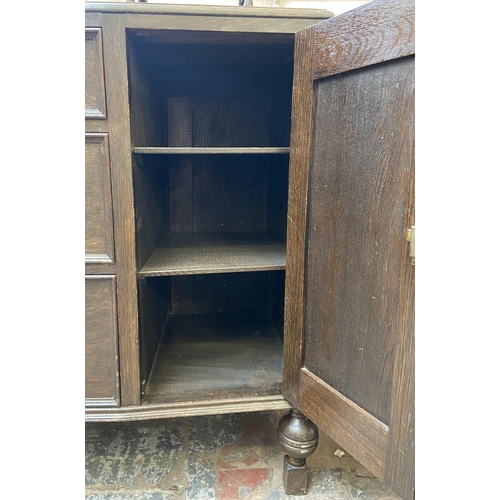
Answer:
277, 408, 318, 495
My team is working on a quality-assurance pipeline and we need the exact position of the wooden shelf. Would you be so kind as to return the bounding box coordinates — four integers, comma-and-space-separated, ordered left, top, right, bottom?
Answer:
142, 313, 283, 405
134, 147, 290, 155
138, 233, 286, 277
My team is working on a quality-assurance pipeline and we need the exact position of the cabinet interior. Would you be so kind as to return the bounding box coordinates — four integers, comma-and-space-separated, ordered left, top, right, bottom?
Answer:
126, 29, 294, 404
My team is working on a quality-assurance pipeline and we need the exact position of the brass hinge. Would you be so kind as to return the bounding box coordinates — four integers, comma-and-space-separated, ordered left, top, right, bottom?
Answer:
406, 226, 415, 265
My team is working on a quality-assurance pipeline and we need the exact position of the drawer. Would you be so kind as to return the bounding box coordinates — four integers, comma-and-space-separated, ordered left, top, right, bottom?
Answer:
85, 133, 115, 264
85, 28, 107, 119
85, 275, 120, 407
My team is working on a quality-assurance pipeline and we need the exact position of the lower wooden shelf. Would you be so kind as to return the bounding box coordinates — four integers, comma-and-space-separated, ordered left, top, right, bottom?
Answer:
138, 233, 286, 276
142, 312, 284, 405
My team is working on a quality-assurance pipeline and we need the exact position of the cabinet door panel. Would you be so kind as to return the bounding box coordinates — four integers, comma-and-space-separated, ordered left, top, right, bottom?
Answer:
85, 276, 120, 407
85, 133, 115, 264
85, 28, 107, 119
284, 1, 414, 498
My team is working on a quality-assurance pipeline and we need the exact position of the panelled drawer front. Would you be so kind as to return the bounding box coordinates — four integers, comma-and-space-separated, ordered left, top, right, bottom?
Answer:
85, 133, 115, 264
85, 275, 120, 407
85, 28, 107, 119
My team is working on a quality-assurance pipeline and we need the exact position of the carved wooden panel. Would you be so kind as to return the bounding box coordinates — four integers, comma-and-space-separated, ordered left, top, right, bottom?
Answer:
85, 133, 115, 264
85, 28, 107, 119
85, 275, 120, 407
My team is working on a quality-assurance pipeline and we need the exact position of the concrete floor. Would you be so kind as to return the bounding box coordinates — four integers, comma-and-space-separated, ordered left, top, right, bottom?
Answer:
85, 410, 402, 500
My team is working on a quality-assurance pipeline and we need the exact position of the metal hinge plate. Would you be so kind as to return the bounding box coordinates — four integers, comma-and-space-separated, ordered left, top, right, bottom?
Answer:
406, 226, 415, 265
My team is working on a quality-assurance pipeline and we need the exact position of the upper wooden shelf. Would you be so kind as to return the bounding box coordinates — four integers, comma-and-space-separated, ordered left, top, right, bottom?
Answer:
138, 233, 286, 277
134, 147, 290, 155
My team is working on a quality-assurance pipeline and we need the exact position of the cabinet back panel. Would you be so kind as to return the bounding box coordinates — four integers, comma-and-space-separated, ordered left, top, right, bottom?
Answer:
192, 156, 269, 233
126, 33, 293, 147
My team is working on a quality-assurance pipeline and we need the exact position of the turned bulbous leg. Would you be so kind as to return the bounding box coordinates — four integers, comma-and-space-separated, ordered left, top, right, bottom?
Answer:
277, 408, 319, 495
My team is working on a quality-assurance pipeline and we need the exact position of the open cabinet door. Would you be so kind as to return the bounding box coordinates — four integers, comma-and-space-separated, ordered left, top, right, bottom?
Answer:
283, 0, 415, 498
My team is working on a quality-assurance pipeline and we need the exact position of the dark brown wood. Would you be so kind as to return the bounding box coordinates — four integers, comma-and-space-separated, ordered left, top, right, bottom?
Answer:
170, 276, 194, 315
384, 160, 415, 500
127, 29, 294, 45
282, 25, 315, 407
132, 156, 169, 270
134, 147, 290, 155
85, 133, 115, 264
192, 156, 269, 233
300, 369, 388, 479
284, 1, 415, 498
277, 408, 319, 495
167, 98, 193, 233
127, 38, 163, 147
85, 394, 291, 421
85, 276, 120, 407
87, 3, 330, 21
303, 56, 415, 425
166, 98, 195, 314
85, 28, 107, 119
85, 119, 109, 134
138, 233, 286, 277
191, 272, 268, 317
313, 0, 415, 79
137, 277, 170, 398
101, 14, 140, 406
142, 313, 283, 405
192, 98, 271, 147
122, 12, 332, 34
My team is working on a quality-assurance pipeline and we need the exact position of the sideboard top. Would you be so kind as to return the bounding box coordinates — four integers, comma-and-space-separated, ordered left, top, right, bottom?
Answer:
85, 2, 333, 20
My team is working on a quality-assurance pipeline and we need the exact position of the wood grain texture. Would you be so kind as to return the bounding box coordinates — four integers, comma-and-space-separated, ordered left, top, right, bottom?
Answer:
303, 57, 415, 425
128, 29, 294, 45
135, 147, 290, 155
132, 156, 169, 270
282, 25, 316, 408
191, 98, 271, 147
123, 13, 332, 35
284, 2, 414, 496
85, 119, 109, 134
299, 369, 388, 480
167, 98, 193, 233
85, 133, 115, 264
101, 14, 140, 406
143, 313, 284, 405
85, 394, 291, 422
312, 0, 414, 79
86, 3, 331, 20
85, 276, 120, 407
127, 39, 164, 147
137, 277, 170, 398
85, 28, 107, 119
138, 233, 286, 276
85, 262, 117, 276
384, 154, 415, 500
85, 12, 102, 28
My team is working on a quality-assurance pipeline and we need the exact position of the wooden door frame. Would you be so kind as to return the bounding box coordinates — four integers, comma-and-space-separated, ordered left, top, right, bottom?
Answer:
283, 1, 414, 498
